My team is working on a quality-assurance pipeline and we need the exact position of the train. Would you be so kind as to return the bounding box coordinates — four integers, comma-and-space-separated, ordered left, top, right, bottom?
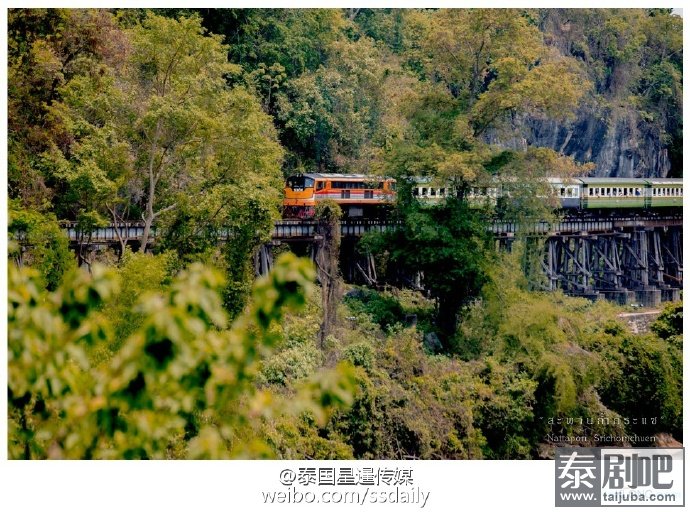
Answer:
283, 174, 683, 218
283, 173, 396, 219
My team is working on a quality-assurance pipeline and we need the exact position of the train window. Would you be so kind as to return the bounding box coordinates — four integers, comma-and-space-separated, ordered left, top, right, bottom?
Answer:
316, 181, 325, 190
430, 189, 437, 196
680, 188, 683, 196
653, 188, 657, 196
635, 188, 641, 196
612, 188, 617, 197
341, 190, 350, 199
333, 181, 364, 189
413, 188, 419, 196
440, 188, 446, 196
421, 188, 428, 196
286, 176, 315, 190
389, 182, 397, 191
560, 188, 566, 197
364, 190, 373, 199
623, 188, 628, 196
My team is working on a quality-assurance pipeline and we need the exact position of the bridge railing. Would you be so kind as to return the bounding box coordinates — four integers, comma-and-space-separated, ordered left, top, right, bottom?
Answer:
56, 214, 682, 243
61, 222, 150, 243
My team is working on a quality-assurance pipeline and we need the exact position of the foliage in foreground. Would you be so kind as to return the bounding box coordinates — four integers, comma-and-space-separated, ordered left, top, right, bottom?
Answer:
8, 253, 357, 459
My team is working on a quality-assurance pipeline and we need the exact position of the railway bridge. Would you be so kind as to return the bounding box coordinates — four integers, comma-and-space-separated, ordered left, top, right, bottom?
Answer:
60, 213, 682, 307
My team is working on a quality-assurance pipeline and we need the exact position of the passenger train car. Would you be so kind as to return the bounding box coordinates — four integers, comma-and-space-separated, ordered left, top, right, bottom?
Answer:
409, 177, 683, 210
283, 174, 682, 218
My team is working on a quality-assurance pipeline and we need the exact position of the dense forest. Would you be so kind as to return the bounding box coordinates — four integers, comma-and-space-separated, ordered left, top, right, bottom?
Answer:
7, 8, 683, 459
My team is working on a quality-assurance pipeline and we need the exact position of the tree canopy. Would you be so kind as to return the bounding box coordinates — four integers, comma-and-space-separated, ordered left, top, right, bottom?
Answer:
7, 8, 683, 461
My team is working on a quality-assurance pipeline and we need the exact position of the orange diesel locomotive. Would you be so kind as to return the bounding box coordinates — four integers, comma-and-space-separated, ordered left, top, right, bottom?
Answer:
283, 173, 396, 219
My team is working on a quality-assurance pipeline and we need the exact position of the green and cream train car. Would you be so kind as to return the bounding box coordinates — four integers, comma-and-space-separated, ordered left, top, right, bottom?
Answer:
579, 177, 682, 209
409, 176, 682, 211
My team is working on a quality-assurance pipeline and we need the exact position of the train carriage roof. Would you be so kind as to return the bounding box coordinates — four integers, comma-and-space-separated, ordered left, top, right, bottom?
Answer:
578, 177, 651, 185
577, 177, 683, 186
301, 173, 393, 180
647, 178, 684, 185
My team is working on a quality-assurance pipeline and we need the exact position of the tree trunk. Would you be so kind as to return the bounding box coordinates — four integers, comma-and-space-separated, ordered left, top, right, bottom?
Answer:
139, 210, 154, 253
436, 293, 461, 350
140, 120, 162, 253
316, 205, 341, 347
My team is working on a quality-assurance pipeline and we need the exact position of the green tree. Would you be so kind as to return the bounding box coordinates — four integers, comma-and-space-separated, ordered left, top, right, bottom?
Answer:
8, 198, 76, 291
364, 195, 494, 343
275, 35, 406, 173
8, 9, 125, 210
51, 13, 283, 255
8, 253, 357, 459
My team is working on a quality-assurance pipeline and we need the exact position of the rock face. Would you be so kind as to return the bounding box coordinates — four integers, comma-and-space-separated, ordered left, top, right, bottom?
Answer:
484, 107, 672, 178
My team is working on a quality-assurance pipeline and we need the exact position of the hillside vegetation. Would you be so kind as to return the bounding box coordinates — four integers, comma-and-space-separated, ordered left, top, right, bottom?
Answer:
7, 9, 683, 459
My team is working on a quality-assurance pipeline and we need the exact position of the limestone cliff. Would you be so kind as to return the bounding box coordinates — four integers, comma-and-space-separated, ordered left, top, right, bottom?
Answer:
484, 105, 673, 178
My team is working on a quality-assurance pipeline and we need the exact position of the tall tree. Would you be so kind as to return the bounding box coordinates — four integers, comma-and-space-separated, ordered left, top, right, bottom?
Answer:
51, 13, 283, 254
8, 9, 126, 210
